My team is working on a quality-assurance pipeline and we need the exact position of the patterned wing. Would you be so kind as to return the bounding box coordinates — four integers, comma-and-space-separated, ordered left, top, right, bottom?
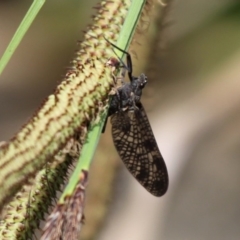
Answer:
111, 103, 168, 196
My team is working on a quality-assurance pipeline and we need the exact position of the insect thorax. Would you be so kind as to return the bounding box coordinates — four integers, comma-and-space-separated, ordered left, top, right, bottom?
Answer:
109, 73, 148, 115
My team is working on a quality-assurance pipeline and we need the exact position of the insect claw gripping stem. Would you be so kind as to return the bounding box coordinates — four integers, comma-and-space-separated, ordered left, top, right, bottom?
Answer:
105, 39, 169, 197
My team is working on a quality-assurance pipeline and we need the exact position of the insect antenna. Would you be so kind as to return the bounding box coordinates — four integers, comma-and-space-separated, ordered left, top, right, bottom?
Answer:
111, 48, 128, 81
104, 37, 133, 82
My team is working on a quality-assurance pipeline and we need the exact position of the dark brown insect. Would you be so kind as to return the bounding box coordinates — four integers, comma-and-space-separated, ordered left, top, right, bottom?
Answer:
106, 40, 168, 197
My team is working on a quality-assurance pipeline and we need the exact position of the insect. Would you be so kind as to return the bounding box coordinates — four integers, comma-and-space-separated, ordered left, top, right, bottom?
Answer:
106, 39, 169, 197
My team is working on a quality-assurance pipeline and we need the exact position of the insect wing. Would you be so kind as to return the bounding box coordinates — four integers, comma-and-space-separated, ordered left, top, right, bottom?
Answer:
111, 103, 168, 196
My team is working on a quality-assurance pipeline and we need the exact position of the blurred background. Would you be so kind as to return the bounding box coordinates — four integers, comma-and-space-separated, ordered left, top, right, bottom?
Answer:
0, 0, 240, 240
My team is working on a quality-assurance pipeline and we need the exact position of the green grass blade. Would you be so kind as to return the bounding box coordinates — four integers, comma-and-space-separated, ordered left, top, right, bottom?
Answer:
0, 0, 46, 76
60, 112, 107, 202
